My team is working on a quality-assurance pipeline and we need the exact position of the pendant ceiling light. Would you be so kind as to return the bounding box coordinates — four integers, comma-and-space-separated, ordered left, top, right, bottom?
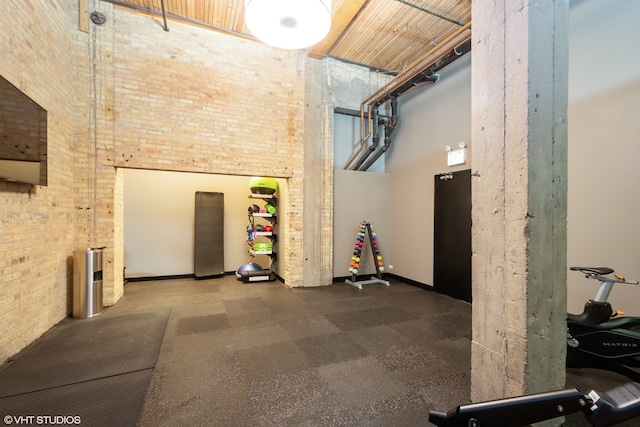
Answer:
244, 0, 332, 50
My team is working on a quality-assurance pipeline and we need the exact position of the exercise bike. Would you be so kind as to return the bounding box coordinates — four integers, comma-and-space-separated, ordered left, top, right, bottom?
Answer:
428, 267, 640, 426
567, 266, 640, 381
429, 381, 640, 426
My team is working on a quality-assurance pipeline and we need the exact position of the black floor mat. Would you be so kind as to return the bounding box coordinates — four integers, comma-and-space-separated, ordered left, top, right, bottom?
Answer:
0, 309, 169, 397
0, 309, 169, 424
0, 370, 153, 426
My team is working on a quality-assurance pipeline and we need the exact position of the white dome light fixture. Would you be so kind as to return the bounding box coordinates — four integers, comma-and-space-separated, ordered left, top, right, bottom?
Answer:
244, 0, 332, 50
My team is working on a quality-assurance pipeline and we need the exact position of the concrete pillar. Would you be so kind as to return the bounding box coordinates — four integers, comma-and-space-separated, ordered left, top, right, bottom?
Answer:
303, 57, 333, 287
471, 0, 569, 402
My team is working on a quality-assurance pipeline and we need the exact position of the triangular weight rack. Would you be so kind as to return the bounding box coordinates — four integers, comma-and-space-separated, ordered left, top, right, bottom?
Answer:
345, 221, 390, 290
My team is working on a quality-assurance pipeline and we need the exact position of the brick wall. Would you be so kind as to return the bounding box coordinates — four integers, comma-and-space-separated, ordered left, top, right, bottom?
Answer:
0, 0, 76, 362
71, 2, 120, 304
0, 0, 388, 364
104, 5, 308, 290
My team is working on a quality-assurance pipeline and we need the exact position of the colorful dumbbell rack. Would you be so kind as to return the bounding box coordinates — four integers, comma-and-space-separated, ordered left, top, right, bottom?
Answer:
345, 220, 390, 290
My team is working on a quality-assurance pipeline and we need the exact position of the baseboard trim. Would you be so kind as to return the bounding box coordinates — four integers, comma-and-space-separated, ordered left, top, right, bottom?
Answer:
333, 273, 434, 291
126, 271, 284, 284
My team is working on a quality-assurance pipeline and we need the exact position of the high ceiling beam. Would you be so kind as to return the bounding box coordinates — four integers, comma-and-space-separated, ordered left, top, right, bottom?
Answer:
307, 0, 368, 60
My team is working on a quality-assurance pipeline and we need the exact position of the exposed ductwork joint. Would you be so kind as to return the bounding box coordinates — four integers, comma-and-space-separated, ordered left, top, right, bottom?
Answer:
351, 109, 381, 170
358, 98, 398, 171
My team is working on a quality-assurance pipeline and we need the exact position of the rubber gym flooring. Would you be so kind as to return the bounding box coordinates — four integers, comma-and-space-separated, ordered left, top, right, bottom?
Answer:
0, 276, 636, 426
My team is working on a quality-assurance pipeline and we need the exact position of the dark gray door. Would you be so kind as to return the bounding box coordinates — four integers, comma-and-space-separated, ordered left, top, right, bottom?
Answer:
194, 191, 224, 278
433, 170, 471, 302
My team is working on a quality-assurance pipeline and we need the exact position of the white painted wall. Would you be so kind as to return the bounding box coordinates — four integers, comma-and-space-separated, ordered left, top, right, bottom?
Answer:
568, 0, 640, 104
385, 54, 472, 286
566, 0, 640, 315
333, 169, 389, 279
123, 169, 283, 278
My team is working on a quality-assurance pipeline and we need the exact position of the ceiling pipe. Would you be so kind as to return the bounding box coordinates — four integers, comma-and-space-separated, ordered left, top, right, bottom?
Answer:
385, 73, 440, 103
351, 22, 471, 166
358, 97, 398, 171
350, 108, 381, 170
362, 21, 471, 117
356, 39, 470, 171
345, 21, 472, 170
383, 37, 471, 103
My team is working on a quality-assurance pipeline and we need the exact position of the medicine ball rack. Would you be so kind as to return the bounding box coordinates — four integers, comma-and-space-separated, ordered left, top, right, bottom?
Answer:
241, 193, 277, 283
345, 221, 390, 290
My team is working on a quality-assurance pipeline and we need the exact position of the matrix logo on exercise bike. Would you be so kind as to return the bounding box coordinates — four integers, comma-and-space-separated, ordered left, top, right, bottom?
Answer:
603, 341, 638, 348
586, 331, 640, 356
567, 266, 640, 380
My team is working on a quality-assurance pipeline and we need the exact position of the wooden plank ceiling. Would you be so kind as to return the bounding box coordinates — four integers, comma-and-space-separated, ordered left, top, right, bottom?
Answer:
107, 0, 471, 73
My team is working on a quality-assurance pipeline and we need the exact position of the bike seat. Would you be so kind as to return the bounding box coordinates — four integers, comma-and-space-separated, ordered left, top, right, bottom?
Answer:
570, 266, 614, 276
568, 312, 611, 326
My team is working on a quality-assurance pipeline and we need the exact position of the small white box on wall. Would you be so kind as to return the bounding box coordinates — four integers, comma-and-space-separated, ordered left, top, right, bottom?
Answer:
446, 142, 467, 167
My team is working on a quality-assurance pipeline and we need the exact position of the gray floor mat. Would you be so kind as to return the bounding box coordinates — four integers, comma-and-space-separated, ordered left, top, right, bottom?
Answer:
0, 308, 169, 398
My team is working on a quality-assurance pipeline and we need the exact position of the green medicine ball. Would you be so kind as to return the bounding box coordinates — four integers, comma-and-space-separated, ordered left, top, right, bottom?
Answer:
249, 177, 278, 195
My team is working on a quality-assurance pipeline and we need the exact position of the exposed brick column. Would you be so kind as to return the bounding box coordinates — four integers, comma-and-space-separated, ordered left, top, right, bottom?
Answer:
75, 1, 123, 305
471, 0, 569, 402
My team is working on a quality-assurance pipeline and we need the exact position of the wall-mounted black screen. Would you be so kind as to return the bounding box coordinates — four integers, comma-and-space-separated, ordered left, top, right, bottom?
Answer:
0, 75, 47, 186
